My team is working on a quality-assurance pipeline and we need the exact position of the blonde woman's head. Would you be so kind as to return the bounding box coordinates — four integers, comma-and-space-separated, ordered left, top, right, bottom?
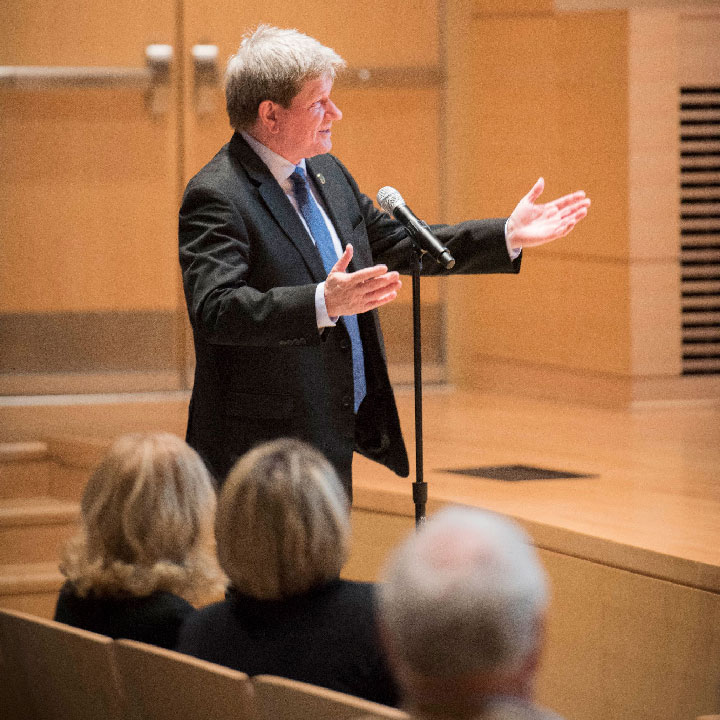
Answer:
216, 438, 350, 600
60, 433, 225, 602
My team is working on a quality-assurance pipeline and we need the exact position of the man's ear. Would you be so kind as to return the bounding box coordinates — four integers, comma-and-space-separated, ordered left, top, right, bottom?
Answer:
257, 99, 280, 134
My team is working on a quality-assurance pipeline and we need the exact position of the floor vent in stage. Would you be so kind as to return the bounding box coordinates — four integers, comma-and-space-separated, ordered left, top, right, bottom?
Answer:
442, 465, 596, 482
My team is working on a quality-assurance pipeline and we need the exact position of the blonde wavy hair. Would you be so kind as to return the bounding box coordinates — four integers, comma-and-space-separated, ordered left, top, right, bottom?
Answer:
216, 438, 350, 600
60, 433, 226, 603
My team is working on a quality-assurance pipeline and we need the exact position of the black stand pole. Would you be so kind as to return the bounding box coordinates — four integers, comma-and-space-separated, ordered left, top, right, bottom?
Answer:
412, 247, 427, 527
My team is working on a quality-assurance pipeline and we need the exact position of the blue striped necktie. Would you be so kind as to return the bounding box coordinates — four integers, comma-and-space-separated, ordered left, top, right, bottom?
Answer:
290, 165, 366, 412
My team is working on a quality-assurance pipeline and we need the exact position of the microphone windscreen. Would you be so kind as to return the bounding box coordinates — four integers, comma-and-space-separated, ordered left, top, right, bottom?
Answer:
377, 186, 404, 214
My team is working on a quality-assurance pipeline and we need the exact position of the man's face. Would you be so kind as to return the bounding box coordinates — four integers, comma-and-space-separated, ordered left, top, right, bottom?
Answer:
271, 74, 342, 164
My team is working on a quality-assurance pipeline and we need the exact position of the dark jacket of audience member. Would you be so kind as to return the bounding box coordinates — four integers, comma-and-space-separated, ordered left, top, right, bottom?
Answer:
54, 432, 225, 649
176, 438, 399, 706
54, 584, 193, 649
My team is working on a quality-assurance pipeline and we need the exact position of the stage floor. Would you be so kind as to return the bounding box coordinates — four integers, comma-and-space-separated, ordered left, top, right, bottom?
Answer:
352, 388, 720, 592
3, 385, 718, 590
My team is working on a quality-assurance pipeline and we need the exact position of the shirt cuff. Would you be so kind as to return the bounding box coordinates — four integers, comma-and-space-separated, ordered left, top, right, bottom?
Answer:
315, 282, 338, 328
504, 218, 522, 261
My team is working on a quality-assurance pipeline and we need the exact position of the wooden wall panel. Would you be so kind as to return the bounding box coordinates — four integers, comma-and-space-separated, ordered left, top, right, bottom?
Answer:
1, 1, 175, 66
448, 254, 632, 377
537, 548, 720, 720
553, 11, 630, 262
679, 10, 720, 85
447, 11, 634, 389
630, 261, 683, 376
183, 0, 440, 70
0, 0, 182, 392
628, 10, 679, 261
0, 90, 179, 313
473, 0, 554, 13
445, 7, 720, 402
0, 0, 180, 313
447, 15, 560, 222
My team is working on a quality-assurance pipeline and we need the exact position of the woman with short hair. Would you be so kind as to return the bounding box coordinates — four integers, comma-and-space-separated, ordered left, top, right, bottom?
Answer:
54, 432, 225, 648
176, 438, 398, 706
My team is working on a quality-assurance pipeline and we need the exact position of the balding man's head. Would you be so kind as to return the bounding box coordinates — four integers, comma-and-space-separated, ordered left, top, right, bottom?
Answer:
378, 507, 549, 718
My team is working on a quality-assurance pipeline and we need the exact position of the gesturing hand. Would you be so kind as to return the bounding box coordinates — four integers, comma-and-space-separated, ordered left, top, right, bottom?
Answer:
325, 244, 402, 317
506, 178, 591, 250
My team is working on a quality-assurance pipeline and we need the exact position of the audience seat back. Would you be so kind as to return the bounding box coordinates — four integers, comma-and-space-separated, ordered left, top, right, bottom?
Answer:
252, 674, 410, 720
0, 607, 127, 720
114, 638, 257, 720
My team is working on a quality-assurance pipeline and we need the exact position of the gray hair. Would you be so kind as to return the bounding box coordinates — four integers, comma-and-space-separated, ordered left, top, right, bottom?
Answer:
215, 438, 350, 600
378, 506, 548, 681
60, 433, 226, 603
225, 24, 346, 130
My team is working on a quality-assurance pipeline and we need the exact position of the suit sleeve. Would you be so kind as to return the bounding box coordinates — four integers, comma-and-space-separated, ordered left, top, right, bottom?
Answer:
179, 183, 320, 347
330, 157, 521, 276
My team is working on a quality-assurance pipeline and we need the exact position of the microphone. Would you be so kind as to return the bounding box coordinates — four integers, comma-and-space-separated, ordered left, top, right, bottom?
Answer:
377, 186, 455, 269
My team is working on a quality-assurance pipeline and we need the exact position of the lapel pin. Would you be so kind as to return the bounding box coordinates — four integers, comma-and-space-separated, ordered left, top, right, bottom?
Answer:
316, 173, 326, 185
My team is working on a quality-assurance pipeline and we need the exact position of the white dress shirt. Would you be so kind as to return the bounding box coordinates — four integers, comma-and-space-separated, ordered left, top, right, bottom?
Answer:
240, 131, 520, 328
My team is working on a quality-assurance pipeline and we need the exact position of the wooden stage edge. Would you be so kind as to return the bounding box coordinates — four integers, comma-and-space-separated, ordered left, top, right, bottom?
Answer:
1, 385, 719, 593
351, 387, 720, 595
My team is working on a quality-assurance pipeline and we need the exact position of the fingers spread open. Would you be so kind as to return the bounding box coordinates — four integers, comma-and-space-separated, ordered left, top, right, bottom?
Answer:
548, 191, 589, 212
525, 177, 545, 204
330, 243, 354, 274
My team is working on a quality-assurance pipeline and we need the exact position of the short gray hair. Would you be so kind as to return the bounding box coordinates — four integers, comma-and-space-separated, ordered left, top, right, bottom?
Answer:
215, 438, 350, 600
60, 433, 225, 603
225, 25, 346, 130
378, 506, 548, 680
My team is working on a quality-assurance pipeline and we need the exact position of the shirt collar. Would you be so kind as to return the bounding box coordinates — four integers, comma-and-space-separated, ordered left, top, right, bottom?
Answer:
240, 131, 305, 185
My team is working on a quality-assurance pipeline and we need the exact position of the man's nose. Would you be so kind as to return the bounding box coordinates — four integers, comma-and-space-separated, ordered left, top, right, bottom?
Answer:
327, 99, 342, 121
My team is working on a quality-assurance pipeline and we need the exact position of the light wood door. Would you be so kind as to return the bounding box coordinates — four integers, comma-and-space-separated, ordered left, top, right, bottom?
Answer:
0, 0, 183, 394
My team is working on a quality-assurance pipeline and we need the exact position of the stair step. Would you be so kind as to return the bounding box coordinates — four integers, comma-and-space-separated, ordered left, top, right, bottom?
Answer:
0, 561, 64, 619
0, 441, 52, 499
46, 435, 108, 471
0, 561, 63, 594
45, 435, 108, 501
0, 441, 49, 462
0, 497, 80, 564
0, 436, 102, 503
0, 497, 80, 526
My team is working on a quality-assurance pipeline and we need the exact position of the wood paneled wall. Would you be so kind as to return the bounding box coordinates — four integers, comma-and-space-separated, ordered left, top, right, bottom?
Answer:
0, 0, 182, 394
445, 1, 719, 405
0, 0, 180, 314
3, 2, 718, 401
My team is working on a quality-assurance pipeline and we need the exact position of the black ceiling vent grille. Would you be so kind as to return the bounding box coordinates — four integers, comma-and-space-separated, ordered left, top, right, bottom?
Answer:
680, 86, 720, 375
440, 465, 596, 482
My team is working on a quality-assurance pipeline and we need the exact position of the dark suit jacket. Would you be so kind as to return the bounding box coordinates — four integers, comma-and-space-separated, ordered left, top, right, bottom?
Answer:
179, 133, 520, 492
54, 582, 193, 649
175, 579, 399, 707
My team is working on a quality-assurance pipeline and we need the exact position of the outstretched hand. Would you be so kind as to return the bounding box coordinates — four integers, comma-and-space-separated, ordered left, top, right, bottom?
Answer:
324, 244, 402, 317
506, 178, 590, 250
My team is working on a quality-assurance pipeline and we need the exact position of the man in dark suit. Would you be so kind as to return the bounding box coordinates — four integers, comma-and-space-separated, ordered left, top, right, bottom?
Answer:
179, 25, 590, 494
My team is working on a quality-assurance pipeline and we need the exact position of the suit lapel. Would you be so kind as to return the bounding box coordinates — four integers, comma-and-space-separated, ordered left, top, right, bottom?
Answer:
306, 156, 363, 272
229, 134, 327, 282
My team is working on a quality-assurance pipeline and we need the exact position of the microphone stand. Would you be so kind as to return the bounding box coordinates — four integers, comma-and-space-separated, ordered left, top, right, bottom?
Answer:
411, 245, 427, 527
